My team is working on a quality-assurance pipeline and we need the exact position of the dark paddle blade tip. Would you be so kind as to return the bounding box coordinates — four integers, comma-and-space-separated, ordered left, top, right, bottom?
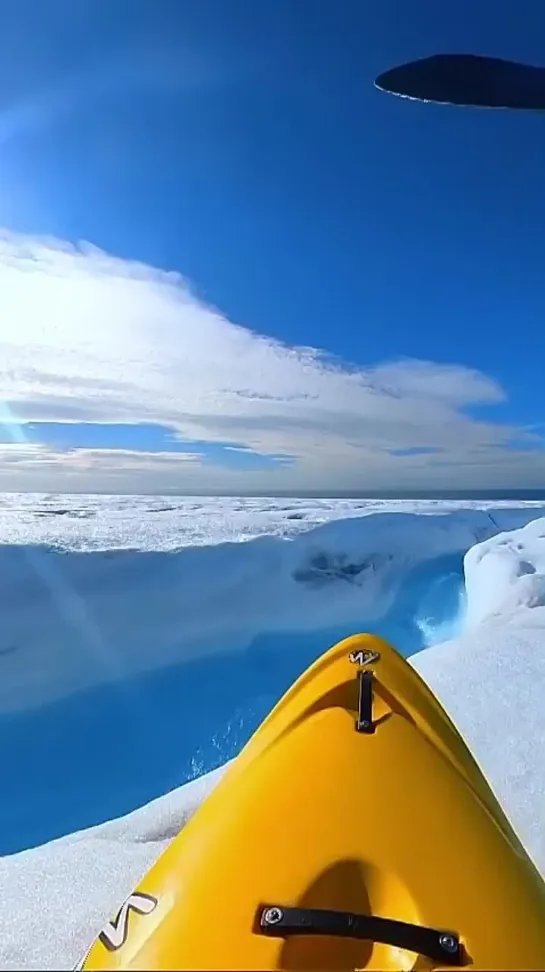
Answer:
375, 53, 545, 110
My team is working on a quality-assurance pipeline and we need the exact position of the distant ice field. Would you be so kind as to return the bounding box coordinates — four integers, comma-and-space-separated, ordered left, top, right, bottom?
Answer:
1, 492, 545, 551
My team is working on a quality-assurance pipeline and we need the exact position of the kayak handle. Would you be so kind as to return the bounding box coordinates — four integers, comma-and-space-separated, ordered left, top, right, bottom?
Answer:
258, 904, 466, 966
356, 668, 375, 734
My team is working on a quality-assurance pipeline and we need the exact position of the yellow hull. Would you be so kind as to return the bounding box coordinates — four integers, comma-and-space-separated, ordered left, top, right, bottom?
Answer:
79, 634, 545, 970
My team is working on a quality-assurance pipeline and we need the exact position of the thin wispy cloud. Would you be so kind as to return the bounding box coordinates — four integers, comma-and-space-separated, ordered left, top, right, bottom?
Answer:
0, 229, 543, 493
0, 22, 251, 149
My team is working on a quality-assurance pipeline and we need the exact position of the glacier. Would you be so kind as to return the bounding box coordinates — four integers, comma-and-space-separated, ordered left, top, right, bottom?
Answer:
0, 494, 544, 970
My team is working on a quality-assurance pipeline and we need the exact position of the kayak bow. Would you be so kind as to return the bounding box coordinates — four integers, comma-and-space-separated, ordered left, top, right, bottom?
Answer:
78, 633, 545, 970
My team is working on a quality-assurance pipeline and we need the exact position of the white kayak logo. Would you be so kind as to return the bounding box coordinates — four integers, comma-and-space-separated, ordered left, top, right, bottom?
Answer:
349, 649, 380, 666
98, 892, 158, 952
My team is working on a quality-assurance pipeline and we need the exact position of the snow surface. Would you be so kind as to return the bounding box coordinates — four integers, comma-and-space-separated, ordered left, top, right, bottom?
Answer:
0, 495, 545, 970
3, 492, 545, 551
413, 516, 545, 873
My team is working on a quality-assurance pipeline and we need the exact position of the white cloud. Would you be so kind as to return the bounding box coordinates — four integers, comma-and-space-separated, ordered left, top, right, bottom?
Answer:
0, 228, 543, 494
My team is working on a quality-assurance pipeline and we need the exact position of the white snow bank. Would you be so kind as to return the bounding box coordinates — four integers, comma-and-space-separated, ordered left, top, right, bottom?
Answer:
1, 505, 543, 712
413, 613, 545, 874
2, 517, 545, 970
462, 515, 545, 627
413, 516, 545, 873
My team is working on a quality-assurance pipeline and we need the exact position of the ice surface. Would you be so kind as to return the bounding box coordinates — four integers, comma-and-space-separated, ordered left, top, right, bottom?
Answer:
1, 491, 545, 551
1, 497, 545, 969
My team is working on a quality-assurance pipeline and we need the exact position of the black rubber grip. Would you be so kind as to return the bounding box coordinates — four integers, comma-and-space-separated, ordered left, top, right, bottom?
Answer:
259, 904, 465, 966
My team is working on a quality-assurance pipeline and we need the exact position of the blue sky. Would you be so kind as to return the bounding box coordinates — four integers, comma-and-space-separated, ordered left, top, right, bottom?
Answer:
0, 0, 544, 494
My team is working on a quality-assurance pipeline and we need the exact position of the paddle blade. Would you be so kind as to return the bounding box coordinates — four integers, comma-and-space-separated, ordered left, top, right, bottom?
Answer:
375, 53, 545, 110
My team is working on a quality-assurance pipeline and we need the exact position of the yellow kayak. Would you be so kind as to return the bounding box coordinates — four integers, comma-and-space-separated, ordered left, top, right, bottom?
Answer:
78, 633, 545, 971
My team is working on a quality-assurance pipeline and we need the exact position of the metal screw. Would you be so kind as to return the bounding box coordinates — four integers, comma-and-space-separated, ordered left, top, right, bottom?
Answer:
263, 907, 283, 926
439, 934, 458, 954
